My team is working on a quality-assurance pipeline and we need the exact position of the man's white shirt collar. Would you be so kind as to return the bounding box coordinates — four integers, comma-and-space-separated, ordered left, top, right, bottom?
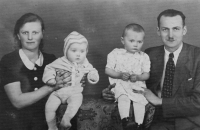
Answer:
19, 49, 44, 70
164, 43, 183, 65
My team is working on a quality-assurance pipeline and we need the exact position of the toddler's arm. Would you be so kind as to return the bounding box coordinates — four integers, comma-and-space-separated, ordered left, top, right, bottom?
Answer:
105, 67, 130, 81
130, 72, 150, 82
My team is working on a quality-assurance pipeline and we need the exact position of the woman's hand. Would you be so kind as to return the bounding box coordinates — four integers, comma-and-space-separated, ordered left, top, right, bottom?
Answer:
53, 70, 71, 91
102, 83, 116, 101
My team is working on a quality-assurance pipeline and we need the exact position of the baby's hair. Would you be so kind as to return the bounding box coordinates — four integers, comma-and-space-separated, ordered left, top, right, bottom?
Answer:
122, 23, 145, 37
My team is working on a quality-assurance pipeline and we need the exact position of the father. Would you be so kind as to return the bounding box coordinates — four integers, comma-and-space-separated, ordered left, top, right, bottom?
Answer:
103, 9, 200, 130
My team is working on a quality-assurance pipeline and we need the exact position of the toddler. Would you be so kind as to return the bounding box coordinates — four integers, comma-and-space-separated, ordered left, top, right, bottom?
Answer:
105, 23, 150, 130
43, 31, 99, 130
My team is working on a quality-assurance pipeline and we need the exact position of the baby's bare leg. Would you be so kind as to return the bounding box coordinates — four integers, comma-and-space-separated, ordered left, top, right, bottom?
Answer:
60, 93, 83, 129
45, 93, 61, 130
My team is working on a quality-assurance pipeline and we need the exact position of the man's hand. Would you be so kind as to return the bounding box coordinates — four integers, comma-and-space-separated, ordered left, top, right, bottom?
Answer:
143, 88, 162, 106
80, 74, 87, 87
102, 83, 116, 101
121, 73, 130, 81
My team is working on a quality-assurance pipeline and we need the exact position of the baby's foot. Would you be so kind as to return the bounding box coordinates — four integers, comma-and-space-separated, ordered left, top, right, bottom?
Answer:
60, 117, 71, 130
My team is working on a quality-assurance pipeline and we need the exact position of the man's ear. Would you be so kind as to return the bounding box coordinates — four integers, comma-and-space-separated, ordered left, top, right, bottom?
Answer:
157, 27, 161, 36
121, 37, 124, 45
183, 26, 187, 35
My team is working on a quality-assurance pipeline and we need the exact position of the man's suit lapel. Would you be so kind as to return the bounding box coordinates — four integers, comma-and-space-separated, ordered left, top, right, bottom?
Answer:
156, 46, 165, 80
172, 43, 191, 95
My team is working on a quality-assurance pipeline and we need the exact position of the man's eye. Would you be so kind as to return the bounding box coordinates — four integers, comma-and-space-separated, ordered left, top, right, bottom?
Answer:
33, 31, 38, 34
174, 28, 179, 31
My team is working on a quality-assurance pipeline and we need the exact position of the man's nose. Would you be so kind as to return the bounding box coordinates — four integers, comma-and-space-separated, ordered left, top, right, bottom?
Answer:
168, 30, 173, 38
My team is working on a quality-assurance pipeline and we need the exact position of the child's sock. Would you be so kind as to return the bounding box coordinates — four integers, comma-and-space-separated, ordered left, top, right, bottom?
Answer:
133, 102, 145, 125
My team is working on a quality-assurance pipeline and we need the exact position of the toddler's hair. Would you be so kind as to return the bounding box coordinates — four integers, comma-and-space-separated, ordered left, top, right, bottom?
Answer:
122, 23, 145, 37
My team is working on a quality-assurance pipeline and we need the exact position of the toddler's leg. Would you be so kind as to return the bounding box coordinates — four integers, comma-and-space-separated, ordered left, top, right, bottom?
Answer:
60, 93, 83, 129
133, 102, 145, 125
45, 93, 61, 130
118, 94, 130, 119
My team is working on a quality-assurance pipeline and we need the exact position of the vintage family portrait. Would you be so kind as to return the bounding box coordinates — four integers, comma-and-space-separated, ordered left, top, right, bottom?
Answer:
0, 0, 200, 130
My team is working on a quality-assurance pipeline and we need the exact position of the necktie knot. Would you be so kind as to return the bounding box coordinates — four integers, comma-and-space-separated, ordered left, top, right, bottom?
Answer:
169, 53, 174, 58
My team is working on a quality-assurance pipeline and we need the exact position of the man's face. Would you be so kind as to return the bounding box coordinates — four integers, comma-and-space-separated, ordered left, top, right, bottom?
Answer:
157, 15, 187, 52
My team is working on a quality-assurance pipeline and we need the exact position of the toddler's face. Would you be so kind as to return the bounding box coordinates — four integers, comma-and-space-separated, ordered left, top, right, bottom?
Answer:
121, 30, 144, 53
67, 43, 87, 64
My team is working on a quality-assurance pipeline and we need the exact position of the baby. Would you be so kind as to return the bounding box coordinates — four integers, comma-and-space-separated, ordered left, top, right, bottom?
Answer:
105, 23, 150, 130
43, 31, 99, 130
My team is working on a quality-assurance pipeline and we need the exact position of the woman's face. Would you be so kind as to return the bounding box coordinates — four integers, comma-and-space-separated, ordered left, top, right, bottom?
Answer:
18, 21, 43, 51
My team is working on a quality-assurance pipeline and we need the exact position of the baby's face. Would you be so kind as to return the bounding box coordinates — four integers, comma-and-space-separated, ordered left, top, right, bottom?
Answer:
67, 43, 87, 64
121, 30, 145, 53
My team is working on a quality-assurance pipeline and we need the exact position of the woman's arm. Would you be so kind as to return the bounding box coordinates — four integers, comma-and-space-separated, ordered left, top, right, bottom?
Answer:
4, 82, 53, 109
4, 70, 71, 109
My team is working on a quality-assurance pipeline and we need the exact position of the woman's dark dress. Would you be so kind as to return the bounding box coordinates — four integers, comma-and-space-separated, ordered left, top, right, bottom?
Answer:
0, 50, 56, 130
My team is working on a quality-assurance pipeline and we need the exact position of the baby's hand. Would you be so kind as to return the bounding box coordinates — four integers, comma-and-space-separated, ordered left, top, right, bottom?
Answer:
121, 72, 130, 81
88, 71, 99, 84
47, 79, 56, 86
130, 74, 137, 82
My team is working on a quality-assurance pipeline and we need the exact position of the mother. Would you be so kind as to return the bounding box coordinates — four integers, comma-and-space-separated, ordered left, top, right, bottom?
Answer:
0, 13, 70, 130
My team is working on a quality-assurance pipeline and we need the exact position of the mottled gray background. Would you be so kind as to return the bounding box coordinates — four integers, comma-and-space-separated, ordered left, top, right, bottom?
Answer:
1, 0, 200, 95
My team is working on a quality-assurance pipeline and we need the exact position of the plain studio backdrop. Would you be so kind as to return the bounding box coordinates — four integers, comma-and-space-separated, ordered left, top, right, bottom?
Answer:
0, 0, 200, 95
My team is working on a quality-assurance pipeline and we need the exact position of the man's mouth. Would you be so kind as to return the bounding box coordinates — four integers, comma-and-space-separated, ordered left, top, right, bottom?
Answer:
167, 39, 175, 42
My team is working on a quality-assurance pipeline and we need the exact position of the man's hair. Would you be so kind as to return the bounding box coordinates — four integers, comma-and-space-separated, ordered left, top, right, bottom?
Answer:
122, 23, 145, 37
157, 9, 186, 28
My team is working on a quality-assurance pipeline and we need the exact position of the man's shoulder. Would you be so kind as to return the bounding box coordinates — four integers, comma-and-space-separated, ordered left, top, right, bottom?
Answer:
184, 43, 200, 50
183, 43, 200, 55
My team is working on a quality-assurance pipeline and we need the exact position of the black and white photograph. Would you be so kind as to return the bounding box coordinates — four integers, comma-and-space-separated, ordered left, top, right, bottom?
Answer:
0, 0, 200, 130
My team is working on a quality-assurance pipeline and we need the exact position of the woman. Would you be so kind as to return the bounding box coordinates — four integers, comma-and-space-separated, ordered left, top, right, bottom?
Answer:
0, 13, 71, 130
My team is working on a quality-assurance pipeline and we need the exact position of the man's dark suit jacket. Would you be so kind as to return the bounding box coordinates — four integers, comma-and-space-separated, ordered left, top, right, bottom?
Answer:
145, 43, 200, 130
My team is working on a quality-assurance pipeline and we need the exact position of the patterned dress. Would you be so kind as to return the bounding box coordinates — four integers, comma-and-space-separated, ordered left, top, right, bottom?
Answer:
106, 48, 150, 105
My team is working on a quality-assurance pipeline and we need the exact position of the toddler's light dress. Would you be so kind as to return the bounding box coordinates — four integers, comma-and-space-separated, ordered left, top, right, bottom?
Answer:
106, 48, 150, 105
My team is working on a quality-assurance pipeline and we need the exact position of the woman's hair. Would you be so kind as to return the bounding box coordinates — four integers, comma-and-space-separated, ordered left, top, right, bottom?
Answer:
14, 13, 45, 50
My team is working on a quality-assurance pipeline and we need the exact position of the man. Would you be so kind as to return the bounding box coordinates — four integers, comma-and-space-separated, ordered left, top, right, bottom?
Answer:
103, 9, 200, 130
